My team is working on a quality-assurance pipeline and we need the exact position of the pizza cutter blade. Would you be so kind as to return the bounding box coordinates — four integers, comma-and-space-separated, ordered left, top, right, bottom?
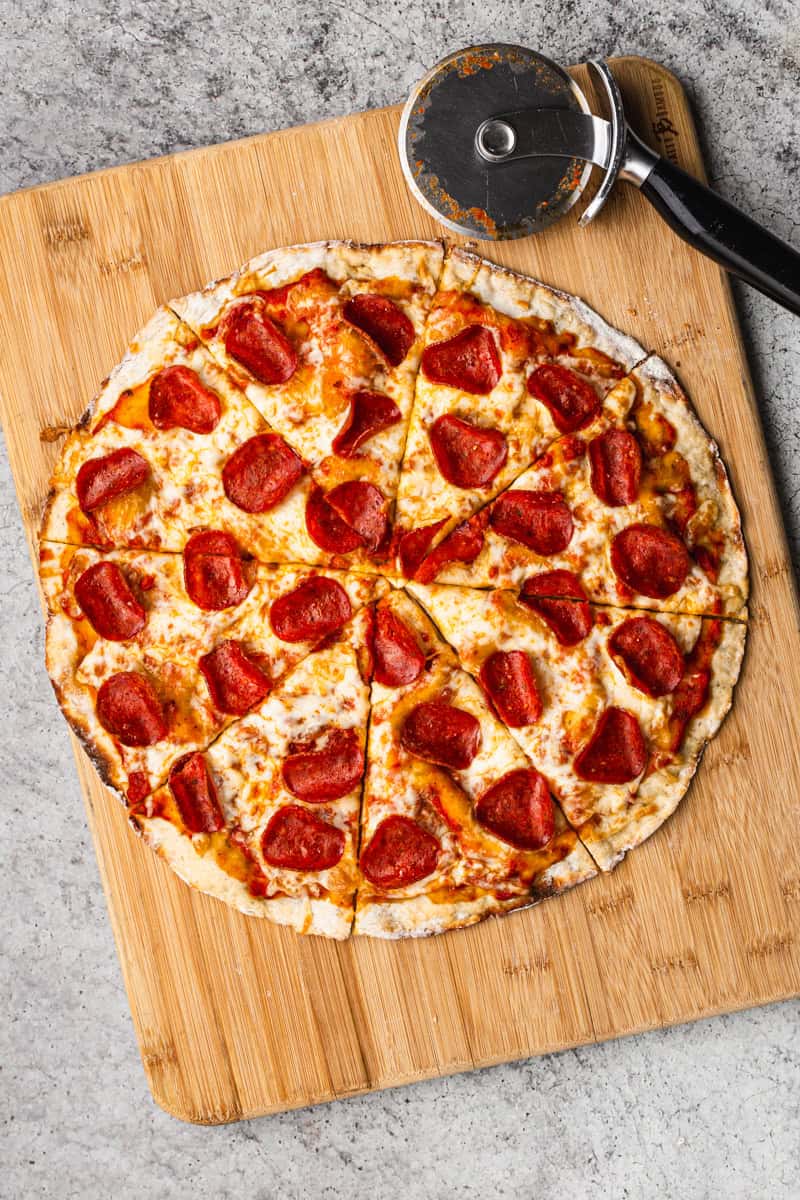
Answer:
399, 44, 800, 317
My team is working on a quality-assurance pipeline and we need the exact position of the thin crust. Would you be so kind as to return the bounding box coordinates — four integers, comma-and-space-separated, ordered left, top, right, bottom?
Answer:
38, 241, 748, 939
40, 540, 386, 801
409, 582, 747, 874
354, 589, 596, 935
425, 354, 748, 618
394, 246, 646, 542
170, 241, 444, 497
449, 247, 646, 369
580, 615, 747, 869
131, 815, 353, 938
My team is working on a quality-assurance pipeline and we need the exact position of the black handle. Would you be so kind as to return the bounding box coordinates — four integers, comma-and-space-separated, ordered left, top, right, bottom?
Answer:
640, 156, 800, 317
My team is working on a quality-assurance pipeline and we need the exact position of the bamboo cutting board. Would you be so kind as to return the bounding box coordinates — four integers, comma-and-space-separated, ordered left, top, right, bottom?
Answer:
2, 57, 799, 1124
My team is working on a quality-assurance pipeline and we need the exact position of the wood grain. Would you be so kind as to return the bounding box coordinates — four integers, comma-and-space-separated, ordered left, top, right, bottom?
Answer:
1, 57, 798, 1124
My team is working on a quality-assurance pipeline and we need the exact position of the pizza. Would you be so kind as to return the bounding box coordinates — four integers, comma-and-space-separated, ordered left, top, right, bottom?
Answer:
131, 609, 374, 939
41, 541, 387, 803
407, 356, 748, 616
38, 239, 749, 939
356, 590, 596, 937
408, 583, 746, 871
169, 241, 443, 569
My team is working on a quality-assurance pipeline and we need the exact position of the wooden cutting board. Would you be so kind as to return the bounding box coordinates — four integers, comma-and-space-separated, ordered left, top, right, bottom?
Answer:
2, 56, 799, 1124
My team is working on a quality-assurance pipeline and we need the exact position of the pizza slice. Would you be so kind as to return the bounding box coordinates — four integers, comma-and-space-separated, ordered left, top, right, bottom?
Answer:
41, 539, 386, 803
393, 247, 645, 574
131, 608, 373, 939
354, 589, 596, 937
406, 356, 748, 617
409, 582, 746, 870
170, 241, 444, 564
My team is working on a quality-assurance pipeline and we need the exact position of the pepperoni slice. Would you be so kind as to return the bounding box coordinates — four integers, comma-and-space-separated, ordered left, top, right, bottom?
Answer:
360, 815, 440, 889
527, 364, 601, 433
668, 668, 711, 751
326, 482, 390, 553
332, 389, 402, 458
261, 805, 345, 871
400, 700, 481, 769
148, 365, 221, 433
397, 519, 447, 578
127, 771, 150, 804
372, 607, 425, 687
343, 295, 415, 366
282, 727, 363, 802
589, 428, 642, 506
412, 514, 486, 583
421, 325, 501, 395
490, 489, 573, 555
183, 530, 251, 611
611, 524, 690, 599
305, 486, 365, 553
608, 616, 684, 697
76, 448, 149, 513
429, 414, 508, 489
74, 561, 146, 641
168, 752, 224, 833
199, 640, 271, 714
269, 575, 352, 643
475, 768, 555, 850
96, 671, 166, 746
307, 482, 367, 552
574, 707, 648, 783
479, 650, 542, 727
222, 433, 304, 513
221, 296, 298, 385
519, 570, 592, 646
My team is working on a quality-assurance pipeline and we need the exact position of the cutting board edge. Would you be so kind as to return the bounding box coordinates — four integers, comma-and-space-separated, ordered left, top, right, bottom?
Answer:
146, 985, 798, 1126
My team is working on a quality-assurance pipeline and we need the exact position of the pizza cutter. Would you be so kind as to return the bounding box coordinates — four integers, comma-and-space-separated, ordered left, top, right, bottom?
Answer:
398, 44, 800, 317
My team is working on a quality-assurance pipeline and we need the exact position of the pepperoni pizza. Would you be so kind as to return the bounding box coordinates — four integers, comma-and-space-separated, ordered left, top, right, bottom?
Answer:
38, 240, 748, 939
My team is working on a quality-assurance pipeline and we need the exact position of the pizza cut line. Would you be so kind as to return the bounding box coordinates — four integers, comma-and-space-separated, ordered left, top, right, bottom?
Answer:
38, 240, 749, 939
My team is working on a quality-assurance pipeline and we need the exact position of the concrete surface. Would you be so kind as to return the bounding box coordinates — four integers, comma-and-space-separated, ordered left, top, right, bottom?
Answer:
1, 1, 799, 1197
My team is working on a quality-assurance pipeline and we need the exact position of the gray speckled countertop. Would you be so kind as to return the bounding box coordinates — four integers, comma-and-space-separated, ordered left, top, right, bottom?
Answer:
2, 2, 799, 1196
